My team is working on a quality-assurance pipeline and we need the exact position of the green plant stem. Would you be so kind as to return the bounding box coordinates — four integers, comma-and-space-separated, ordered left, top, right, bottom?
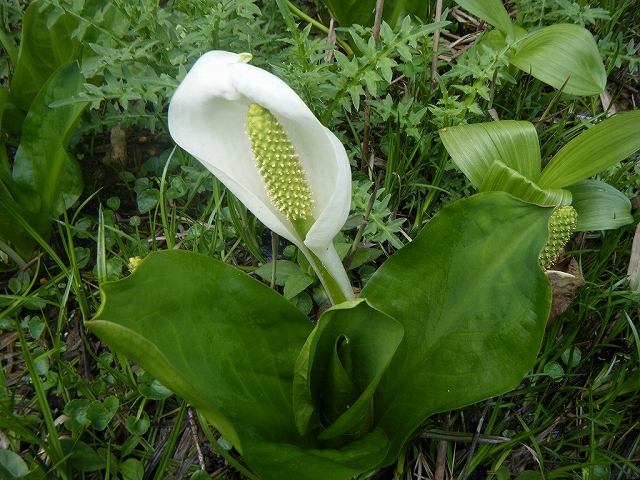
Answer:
0, 238, 27, 268
304, 247, 354, 305
160, 147, 177, 249
282, 0, 353, 55
153, 401, 187, 480
291, 217, 354, 305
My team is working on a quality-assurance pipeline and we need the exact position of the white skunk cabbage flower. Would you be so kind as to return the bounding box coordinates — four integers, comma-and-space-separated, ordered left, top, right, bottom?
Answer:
168, 51, 353, 303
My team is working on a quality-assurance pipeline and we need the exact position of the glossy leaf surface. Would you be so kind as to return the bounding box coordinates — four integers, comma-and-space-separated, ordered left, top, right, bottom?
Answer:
293, 299, 403, 440
88, 251, 389, 480
8, 0, 83, 115
362, 193, 552, 464
12, 62, 88, 217
480, 160, 571, 206
440, 117, 636, 230
0, 62, 87, 258
89, 250, 312, 449
510, 24, 606, 96
88, 194, 553, 479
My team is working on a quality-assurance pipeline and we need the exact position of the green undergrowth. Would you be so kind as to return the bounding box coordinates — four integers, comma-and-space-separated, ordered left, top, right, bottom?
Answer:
1, 0, 639, 479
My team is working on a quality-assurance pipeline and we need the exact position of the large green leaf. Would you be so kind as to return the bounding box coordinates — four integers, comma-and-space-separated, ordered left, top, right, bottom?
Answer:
1, 62, 87, 258
361, 192, 552, 465
439, 121, 541, 187
567, 180, 633, 231
11, 61, 88, 218
88, 250, 311, 449
480, 160, 571, 206
510, 24, 606, 97
88, 195, 556, 478
8, 0, 83, 115
538, 110, 640, 189
88, 251, 390, 480
454, 0, 515, 37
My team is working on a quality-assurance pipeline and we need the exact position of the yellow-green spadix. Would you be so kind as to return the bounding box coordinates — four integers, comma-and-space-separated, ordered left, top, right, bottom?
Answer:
167, 51, 354, 302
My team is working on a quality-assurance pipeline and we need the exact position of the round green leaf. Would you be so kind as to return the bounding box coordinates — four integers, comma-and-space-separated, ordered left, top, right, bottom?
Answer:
0, 449, 29, 479
118, 458, 144, 480
60, 439, 106, 472
190, 470, 210, 480
137, 188, 160, 213
561, 347, 581, 368
86, 396, 118, 431
543, 361, 564, 381
125, 412, 150, 436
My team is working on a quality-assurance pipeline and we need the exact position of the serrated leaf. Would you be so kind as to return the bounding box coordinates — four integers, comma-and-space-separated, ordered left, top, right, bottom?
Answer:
367, 216, 405, 249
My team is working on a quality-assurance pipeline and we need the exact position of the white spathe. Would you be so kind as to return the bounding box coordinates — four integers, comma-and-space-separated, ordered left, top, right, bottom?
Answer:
168, 51, 353, 301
